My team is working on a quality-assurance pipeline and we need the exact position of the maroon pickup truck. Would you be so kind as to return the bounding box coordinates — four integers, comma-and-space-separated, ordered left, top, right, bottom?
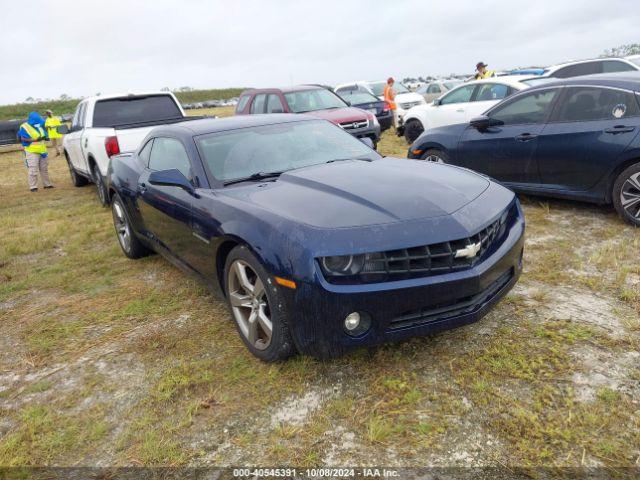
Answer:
235, 85, 381, 147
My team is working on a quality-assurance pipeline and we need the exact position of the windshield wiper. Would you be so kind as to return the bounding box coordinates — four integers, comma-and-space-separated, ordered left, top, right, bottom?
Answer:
325, 156, 373, 164
223, 171, 285, 186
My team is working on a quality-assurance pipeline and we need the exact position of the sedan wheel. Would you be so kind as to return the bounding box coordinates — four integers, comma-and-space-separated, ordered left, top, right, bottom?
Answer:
227, 260, 273, 350
620, 172, 640, 220
424, 154, 445, 163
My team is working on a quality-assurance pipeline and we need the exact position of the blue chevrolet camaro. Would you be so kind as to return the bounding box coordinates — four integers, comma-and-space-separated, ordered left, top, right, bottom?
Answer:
408, 74, 640, 226
107, 115, 525, 361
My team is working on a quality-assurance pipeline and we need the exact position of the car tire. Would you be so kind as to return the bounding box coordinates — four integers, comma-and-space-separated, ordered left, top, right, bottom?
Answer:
612, 162, 640, 226
92, 163, 109, 206
404, 119, 425, 144
421, 148, 449, 164
111, 193, 150, 259
224, 245, 295, 362
66, 153, 88, 187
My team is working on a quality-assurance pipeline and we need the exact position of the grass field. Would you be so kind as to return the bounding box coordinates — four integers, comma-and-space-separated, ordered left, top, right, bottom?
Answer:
0, 107, 638, 470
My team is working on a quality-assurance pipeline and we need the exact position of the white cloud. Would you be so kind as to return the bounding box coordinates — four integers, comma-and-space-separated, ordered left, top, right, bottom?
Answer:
0, 0, 637, 104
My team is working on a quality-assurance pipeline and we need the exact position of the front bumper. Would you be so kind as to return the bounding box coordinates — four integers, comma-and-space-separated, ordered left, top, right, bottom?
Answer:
344, 124, 381, 143
281, 214, 525, 358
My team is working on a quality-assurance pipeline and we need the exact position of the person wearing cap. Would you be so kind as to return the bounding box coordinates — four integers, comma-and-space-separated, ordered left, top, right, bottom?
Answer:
475, 62, 496, 80
18, 112, 53, 192
383, 77, 398, 129
44, 109, 63, 156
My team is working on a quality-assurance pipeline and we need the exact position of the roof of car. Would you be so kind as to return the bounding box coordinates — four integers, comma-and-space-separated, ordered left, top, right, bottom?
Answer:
544, 56, 636, 73
241, 85, 325, 95
527, 72, 640, 91
155, 113, 318, 136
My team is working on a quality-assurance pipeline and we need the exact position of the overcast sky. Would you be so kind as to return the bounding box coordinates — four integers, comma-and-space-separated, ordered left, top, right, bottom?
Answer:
0, 0, 638, 105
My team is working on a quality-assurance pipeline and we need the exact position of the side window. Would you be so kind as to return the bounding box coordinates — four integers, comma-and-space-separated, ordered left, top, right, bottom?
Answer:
236, 94, 251, 112
602, 60, 636, 73
489, 89, 559, 125
266, 94, 285, 113
250, 94, 267, 114
439, 85, 476, 105
148, 137, 192, 180
71, 103, 83, 129
474, 83, 509, 102
139, 139, 154, 167
554, 87, 640, 122
427, 84, 441, 94
553, 61, 601, 78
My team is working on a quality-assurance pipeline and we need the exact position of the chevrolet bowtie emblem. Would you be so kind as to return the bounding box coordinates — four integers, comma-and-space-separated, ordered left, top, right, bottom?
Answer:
455, 241, 482, 259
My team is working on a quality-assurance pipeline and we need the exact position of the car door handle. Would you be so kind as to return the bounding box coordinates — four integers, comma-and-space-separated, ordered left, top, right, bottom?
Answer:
604, 125, 635, 134
456, 109, 465, 113
515, 133, 538, 142
139, 183, 147, 193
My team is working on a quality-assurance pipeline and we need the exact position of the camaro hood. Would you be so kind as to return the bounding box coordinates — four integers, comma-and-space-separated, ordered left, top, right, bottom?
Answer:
220, 158, 490, 229
304, 107, 370, 124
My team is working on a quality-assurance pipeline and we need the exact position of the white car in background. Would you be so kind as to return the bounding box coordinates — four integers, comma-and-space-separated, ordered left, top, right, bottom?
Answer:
415, 79, 463, 103
542, 55, 640, 79
399, 76, 536, 143
334, 80, 426, 124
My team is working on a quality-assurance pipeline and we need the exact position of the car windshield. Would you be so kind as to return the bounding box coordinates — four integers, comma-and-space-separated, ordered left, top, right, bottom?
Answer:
369, 81, 410, 96
444, 81, 462, 89
197, 120, 381, 183
283, 89, 346, 113
337, 91, 379, 105
520, 77, 557, 86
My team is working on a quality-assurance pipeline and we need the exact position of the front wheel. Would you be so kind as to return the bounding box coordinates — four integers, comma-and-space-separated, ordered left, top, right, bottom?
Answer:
224, 245, 295, 362
421, 148, 449, 164
92, 163, 109, 206
404, 119, 425, 144
66, 153, 88, 187
612, 163, 640, 226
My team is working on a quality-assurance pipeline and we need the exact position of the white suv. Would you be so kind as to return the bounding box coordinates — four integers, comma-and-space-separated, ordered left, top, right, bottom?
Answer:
334, 80, 426, 125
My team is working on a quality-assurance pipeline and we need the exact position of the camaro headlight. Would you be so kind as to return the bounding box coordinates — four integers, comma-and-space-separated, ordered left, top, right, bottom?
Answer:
321, 254, 365, 276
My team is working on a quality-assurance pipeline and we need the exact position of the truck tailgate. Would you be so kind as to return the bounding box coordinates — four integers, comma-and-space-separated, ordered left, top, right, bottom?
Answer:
115, 126, 156, 153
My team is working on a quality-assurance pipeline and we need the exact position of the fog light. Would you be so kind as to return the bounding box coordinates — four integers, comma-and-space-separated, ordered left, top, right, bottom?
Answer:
343, 311, 372, 337
344, 312, 361, 331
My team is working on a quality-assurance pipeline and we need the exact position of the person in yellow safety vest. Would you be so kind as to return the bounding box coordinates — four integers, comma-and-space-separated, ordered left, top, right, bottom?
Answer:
474, 62, 496, 80
383, 77, 397, 129
18, 112, 53, 192
44, 109, 63, 156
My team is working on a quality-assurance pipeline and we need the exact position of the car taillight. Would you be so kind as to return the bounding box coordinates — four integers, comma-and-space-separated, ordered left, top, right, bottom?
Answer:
382, 102, 391, 112
105, 136, 120, 157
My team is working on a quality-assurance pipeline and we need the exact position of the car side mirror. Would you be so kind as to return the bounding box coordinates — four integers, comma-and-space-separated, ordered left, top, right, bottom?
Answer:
433, 98, 441, 106
148, 168, 195, 194
56, 124, 69, 134
359, 137, 375, 149
470, 115, 503, 130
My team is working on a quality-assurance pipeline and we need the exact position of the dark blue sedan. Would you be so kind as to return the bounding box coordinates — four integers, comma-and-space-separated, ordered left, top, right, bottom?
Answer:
334, 89, 394, 131
408, 74, 640, 226
107, 115, 524, 360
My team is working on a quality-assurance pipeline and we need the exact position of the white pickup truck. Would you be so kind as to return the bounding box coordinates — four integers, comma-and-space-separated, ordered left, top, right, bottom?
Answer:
63, 92, 188, 205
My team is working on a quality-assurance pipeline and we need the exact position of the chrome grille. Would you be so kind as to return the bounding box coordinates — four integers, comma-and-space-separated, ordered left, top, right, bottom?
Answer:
340, 120, 368, 130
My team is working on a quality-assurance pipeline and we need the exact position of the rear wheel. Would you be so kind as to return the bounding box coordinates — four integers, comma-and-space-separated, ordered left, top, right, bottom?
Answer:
421, 148, 449, 164
111, 193, 150, 259
224, 245, 295, 362
66, 153, 88, 187
612, 163, 640, 226
404, 119, 425, 143
92, 163, 109, 206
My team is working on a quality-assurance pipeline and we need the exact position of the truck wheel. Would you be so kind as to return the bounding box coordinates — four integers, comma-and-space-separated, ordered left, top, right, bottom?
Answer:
92, 163, 109, 206
612, 162, 640, 226
421, 148, 449, 164
224, 245, 295, 362
404, 119, 424, 143
66, 153, 88, 187
111, 193, 150, 259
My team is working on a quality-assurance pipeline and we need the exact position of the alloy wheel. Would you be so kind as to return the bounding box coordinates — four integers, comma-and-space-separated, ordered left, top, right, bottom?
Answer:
424, 154, 445, 163
621, 172, 640, 219
227, 260, 273, 350
112, 201, 131, 253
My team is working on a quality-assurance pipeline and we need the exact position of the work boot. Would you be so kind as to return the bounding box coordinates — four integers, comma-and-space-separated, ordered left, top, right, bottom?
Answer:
44, 185, 54, 189
30, 188, 38, 192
